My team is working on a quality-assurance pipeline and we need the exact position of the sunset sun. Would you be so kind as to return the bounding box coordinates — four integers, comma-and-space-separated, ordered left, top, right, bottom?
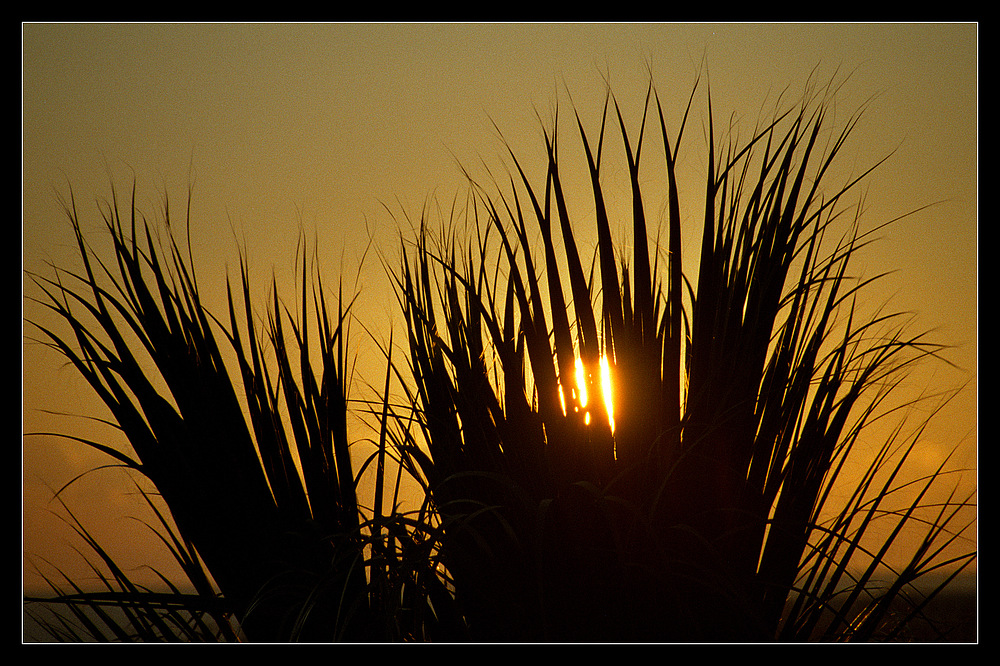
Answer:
561, 354, 615, 433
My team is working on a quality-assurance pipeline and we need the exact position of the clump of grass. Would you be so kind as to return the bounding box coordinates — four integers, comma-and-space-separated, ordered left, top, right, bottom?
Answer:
25, 184, 458, 641
389, 72, 975, 641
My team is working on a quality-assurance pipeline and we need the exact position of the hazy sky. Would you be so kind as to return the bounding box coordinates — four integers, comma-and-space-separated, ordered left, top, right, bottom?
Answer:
22, 23, 977, 595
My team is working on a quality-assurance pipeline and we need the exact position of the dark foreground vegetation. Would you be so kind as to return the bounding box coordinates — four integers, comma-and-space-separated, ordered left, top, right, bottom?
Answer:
24, 73, 976, 642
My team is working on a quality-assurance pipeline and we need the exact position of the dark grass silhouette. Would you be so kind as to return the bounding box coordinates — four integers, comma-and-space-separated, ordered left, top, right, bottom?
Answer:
25, 187, 458, 641
388, 72, 975, 641
24, 72, 975, 642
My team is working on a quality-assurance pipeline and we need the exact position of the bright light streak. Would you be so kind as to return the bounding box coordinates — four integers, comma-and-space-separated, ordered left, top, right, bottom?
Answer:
600, 354, 615, 434
561, 355, 615, 433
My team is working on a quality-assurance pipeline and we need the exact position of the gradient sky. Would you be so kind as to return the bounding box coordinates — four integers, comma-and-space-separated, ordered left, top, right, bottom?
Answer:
22, 23, 977, 596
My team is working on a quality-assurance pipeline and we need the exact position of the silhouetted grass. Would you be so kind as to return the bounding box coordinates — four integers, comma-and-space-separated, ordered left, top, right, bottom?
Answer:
24, 72, 975, 642
25, 185, 458, 641
25, 484, 241, 642
389, 73, 975, 641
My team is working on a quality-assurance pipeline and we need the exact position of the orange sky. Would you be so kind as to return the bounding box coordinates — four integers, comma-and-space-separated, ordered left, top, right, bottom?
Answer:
22, 23, 977, 597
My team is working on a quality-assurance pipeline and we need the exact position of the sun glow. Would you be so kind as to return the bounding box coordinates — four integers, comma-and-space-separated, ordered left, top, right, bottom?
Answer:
600, 354, 615, 433
559, 355, 615, 433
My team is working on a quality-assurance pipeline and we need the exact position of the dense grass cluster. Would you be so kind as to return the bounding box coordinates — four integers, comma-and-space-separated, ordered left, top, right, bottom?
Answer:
24, 75, 975, 642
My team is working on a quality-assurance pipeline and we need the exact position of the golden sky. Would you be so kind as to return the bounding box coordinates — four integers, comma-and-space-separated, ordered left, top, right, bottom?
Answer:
22, 23, 977, 595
